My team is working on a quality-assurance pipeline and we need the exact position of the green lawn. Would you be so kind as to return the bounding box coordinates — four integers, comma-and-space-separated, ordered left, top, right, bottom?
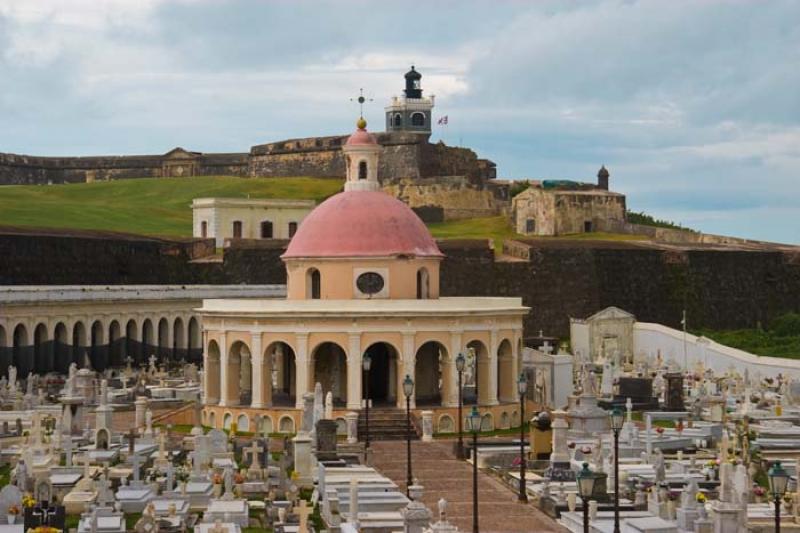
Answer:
0, 176, 343, 237
428, 216, 523, 250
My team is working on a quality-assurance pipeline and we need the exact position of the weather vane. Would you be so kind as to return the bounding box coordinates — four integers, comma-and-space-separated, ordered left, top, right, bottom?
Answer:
350, 88, 373, 118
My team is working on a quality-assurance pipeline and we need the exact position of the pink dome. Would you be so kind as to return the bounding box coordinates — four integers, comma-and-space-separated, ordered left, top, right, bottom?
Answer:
283, 191, 443, 259
345, 127, 377, 146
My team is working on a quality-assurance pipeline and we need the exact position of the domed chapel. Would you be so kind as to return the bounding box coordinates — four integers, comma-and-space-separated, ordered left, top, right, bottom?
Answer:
199, 117, 528, 434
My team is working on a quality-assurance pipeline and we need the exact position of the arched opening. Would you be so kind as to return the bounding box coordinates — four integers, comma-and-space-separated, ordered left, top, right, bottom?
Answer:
260, 220, 273, 239
54, 323, 69, 374
465, 340, 490, 405
497, 339, 514, 402
267, 341, 296, 407
311, 342, 347, 406
363, 342, 398, 406
125, 319, 139, 365
200, 221, 208, 238
393, 113, 402, 127
415, 341, 446, 406
228, 341, 251, 406
108, 320, 122, 368
173, 318, 186, 361
157, 318, 169, 360
34, 323, 49, 374
142, 319, 155, 362
72, 322, 87, 368
205, 340, 221, 405
416, 268, 430, 299
12, 323, 29, 377
188, 317, 201, 362
306, 268, 321, 299
358, 161, 368, 180
411, 112, 425, 127
208, 411, 216, 428
90, 320, 105, 371
288, 222, 298, 238
232, 220, 243, 239
222, 413, 233, 430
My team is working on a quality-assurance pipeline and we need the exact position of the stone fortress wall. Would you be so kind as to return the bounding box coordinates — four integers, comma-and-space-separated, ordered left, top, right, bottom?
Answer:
0, 132, 503, 220
1, 228, 798, 341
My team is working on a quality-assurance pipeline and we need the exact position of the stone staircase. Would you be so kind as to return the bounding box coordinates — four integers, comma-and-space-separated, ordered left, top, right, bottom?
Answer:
358, 407, 420, 441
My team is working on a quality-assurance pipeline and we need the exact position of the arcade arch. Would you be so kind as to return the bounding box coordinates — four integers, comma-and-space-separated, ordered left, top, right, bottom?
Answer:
363, 342, 398, 405
311, 341, 347, 406
497, 339, 514, 402
415, 341, 446, 406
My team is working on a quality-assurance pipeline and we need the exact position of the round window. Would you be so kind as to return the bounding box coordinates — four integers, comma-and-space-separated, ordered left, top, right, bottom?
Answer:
356, 272, 385, 295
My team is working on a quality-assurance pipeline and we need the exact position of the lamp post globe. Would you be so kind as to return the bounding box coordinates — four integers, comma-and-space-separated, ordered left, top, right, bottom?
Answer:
456, 352, 466, 459
467, 406, 481, 533
403, 374, 414, 497
609, 408, 624, 533
769, 461, 789, 533
577, 462, 596, 533
517, 372, 528, 503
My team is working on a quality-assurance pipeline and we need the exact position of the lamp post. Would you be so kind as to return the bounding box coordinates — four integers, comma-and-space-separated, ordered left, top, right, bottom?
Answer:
456, 352, 466, 459
609, 408, 624, 533
362, 354, 372, 450
403, 374, 414, 497
577, 462, 596, 533
517, 372, 528, 503
467, 406, 481, 533
769, 460, 789, 533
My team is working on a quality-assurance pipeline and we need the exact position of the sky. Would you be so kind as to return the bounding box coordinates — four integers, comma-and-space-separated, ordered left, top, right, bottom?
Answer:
0, 0, 798, 243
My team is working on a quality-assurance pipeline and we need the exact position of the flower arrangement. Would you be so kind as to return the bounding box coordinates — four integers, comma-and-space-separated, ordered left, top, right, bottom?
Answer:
22, 494, 35, 508
675, 421, 684, 434
696, 493, 707, 503
667, 491, 679, 501
753, 486, 766, 498
7, 505, 20, 516
580, 445, 592, 455
175, 466, 189, 483
233, 472, 245, 484
31, 527, 59, 533
655, 427, 665, 437
212, 473, 223, 485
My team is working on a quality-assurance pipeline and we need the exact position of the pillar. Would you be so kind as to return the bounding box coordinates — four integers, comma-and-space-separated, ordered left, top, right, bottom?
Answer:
445, 331, 462, 407
347, 333, 362, 410
400, 332, 415, 409
295, 334, 309, 409
488, 329, 499, 405
218, 333, 228, 407
511, 330, 522, 402
251, 333, 264, 408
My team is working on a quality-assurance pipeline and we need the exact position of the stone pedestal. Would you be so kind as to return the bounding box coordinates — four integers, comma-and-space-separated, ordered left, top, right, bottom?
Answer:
421, 411, 433, 442
677, 507, 699, 532
292, 433, 313, 488
95, 404, 113, 431
345, 412, 358, 444
134, 397, 148, 431
568, 394, 610, 436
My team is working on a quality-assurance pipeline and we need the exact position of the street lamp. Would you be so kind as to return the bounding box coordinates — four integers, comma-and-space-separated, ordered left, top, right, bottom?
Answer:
609, 407, 624, 533
403, 374, 414, 497
769, 460, 789, 533
456, 352, 466, 459
466, 405, 482, 533
517, 372, 528, 503
577, 462, 596, 533
362, 354, 372, 450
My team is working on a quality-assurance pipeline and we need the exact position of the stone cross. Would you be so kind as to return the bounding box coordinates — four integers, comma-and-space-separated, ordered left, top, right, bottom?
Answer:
541, 341, 554, 355
294, 500, 313, 533
246, 441, 264, 469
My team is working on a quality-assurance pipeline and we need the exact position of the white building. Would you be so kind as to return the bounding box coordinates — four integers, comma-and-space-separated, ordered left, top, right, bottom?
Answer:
191, 198, 315, 247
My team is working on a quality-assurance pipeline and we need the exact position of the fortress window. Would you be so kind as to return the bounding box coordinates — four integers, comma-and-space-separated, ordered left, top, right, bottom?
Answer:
584, 221, 593, 233
201, 221, 208, 238
416, 267, 430, 299
307, 268, 321, 299
411, 113, 425, 127
288, 222, 298, 238
525, 219, 535, 233
232, 220, 243, 239
393, 114, 402, 127
260, 220, 273, 239
358, 161, 368, 180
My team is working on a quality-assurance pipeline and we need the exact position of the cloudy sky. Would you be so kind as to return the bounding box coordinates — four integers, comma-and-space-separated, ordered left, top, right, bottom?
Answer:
1, 0, 798, 243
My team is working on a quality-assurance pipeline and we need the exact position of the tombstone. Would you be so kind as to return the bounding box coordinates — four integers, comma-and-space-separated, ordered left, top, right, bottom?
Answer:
34, 477, 53, 504
315, 419, 338, 462
324, 392, 333, 420
663, 373, 685, 411
208, 429, 228, 454
0, 485, 23, 517
96, 428, 110, 450
300, 393, 315, 434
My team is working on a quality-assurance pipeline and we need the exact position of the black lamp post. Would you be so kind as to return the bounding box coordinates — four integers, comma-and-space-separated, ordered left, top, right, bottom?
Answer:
517, 372, 528, 503
577, 462, 596, 533
466, 405, 481, 533
456, 352, 466, 459
403, 374, 414, 497
362, 354, 372, 450
609, 407, 624, 533
769, 460, 789, 533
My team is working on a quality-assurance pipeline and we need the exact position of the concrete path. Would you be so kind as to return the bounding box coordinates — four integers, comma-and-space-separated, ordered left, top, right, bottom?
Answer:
369, 439, 567, 533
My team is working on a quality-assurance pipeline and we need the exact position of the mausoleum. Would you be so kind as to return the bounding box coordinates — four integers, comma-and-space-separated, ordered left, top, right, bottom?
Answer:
200, 117, 529, 434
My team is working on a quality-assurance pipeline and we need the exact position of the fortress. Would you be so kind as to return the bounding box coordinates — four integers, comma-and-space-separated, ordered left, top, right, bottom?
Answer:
0, 67, 504, 222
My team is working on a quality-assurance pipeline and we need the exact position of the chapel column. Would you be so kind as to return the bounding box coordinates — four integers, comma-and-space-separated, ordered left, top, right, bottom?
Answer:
488, 328, 499, 405
444, 330, 463, 407
218, 332, 229, 407
400, 332, 416, 409
511, 328, 522, 403
251, 333, 264, 408
295, 334, 309, 409
347, 333, 362, 411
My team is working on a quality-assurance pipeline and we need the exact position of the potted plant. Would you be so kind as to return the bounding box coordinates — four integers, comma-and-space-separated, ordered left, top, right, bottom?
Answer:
7, 505, 20, 524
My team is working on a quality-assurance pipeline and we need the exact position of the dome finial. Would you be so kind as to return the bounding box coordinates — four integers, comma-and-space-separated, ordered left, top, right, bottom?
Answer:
357, 117, 367, 130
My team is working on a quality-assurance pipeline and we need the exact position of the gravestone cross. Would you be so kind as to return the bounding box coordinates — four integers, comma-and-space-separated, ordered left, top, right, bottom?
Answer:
246, 441, 264, 469
294, 500, 312, 533
541, 341, 554, 355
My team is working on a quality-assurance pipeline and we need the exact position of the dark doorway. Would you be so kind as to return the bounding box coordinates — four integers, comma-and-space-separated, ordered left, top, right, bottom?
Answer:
584, 220, 593, 233
363, 343, 396, 405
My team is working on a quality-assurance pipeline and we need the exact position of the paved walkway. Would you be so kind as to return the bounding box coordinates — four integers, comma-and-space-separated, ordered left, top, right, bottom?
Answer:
369, 439, 566, 533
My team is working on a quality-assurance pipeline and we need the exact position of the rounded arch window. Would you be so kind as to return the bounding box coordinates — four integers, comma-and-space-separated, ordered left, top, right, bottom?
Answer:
411, 113, 425, 127
393, 113, 402, 127
306, 268, 321, 299
358, 160, 368, 180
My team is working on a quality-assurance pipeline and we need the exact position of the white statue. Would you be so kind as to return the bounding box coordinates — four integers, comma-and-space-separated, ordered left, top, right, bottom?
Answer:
464, 347, 476, 387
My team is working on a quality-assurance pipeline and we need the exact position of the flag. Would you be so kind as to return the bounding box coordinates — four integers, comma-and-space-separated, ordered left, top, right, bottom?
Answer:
438, 116, 448, 125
